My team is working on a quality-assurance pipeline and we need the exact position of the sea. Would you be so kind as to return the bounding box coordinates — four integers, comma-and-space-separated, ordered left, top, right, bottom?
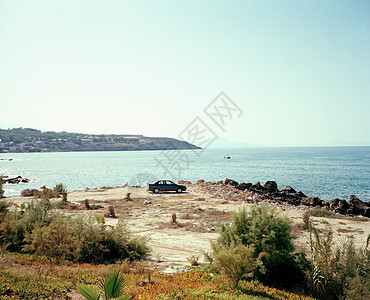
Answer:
0, 146, 369, 202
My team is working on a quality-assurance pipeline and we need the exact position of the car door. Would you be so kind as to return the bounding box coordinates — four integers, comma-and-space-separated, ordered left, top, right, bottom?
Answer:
166, 180, 176, 191
158, 181, 166, 191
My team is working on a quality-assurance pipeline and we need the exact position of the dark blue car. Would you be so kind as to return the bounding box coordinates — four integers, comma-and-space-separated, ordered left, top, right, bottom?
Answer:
148, 180, 187, 193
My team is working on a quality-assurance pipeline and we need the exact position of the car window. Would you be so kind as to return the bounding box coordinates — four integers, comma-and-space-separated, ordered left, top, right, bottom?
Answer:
168, 180, 174, 185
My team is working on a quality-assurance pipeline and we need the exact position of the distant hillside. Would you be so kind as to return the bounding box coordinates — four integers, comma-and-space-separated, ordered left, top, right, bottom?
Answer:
0, 128, 200, 153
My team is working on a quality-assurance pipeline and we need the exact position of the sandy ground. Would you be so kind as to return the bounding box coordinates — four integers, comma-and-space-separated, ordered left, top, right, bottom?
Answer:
6, 185, 370, 274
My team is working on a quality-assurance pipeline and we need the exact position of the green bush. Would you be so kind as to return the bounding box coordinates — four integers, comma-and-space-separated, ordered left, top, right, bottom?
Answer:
23, 218, 79, 262
307, 226, 369, 299
0, 176, 4, 198
75, 216, 149, 264
308, 209, 345, 219
53, 183, 67, 197
210, 205, 304, 288
0, 196, 149, 264
0, 207, 26, 252
210, 243, 262, 285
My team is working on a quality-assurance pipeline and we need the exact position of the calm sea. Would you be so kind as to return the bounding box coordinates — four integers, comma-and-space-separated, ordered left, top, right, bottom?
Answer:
0, 146, 369, 202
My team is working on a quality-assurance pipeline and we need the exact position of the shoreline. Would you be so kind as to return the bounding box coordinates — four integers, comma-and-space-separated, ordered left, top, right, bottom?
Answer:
4, 184, 369, 274
3, 178, 369, 217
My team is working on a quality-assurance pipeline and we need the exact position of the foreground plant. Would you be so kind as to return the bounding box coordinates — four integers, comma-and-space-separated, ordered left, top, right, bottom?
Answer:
207, 205, 304, 288
0, 175, 4, 198
77, 270, 131, 300
308, 225, 370, 299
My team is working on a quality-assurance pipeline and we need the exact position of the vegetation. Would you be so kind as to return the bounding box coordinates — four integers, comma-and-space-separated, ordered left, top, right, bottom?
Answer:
307, 225, 370, 300
0, 175, 4, 198
207, 205, 304, 288
308, 209, 347, 219
0, 254, 314, 299
0, 127, 200, 153
77, 270, 131, 300
0, 187, 149, 264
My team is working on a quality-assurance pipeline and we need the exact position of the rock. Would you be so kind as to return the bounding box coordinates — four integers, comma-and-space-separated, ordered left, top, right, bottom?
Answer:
236, 182, 252, 191
264, 181, 278, 192
328, 198, 349, 215
196, 179, 205, 184
143, 200, 151, 205
250, 181, 264, 192
216, 180, 223, 184
348, 195, 368, 216
282, 186, 296, 194
296, 191, 307, 198
301, 197, 324, 207
224, 178, 238, 186
178, 180, 185, 184
4, 175, 30, 184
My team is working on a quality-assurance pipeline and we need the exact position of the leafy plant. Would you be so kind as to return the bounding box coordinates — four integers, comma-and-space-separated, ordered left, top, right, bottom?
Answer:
53, 183, 67, 197
23, 217, 79, 262
307, 225, 369, 300
0, 176, 5, 198
21, 188, 40, 197
210, 205, 302, 288
210, 243, 262, 285
77, 270, 131, 300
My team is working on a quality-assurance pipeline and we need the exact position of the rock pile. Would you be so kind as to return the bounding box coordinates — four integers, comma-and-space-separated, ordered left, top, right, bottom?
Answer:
2, 175, 30, 184
181, 178, 369, 218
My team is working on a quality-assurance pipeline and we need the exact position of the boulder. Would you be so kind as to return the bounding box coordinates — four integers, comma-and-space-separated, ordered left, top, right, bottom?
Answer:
301, 197, 324, 207
328, 198, 350, 215
236, 182, 252, 191
196, 179, 205, 184
224, 178, 239, 186
348, 195, 368, 216
178, 180, 185, 184
4, 175, 30, 184
264, 181, 278, 192
250, 181, 264, 192
281, 186, 296, 194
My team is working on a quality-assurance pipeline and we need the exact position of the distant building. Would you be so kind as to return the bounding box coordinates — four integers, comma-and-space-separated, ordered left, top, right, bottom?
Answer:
0, 138, 4, 148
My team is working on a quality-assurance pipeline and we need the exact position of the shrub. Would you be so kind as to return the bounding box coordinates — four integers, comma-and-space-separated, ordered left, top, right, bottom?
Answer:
0, 198, 149, 264
0, 208, 26, 252
0, 176, 4, 198
308, 209, 345, 219
210, 205, 303, 288
53, 183, 67, 197
0, 199, 9, 215
21, 189, 40, 197
307, 226, 369, 300
23, 218, 79, 262
73, 215, 149, 264
210, 243, 262, 285
107, 205, 116, 218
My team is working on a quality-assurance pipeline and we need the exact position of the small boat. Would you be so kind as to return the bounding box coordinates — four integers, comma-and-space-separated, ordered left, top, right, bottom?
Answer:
224, 156, 231, 159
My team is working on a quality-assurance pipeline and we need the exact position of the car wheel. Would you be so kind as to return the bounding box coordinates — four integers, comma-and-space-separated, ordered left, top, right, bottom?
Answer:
176, 188, 182, 193
154, 188, 159, 194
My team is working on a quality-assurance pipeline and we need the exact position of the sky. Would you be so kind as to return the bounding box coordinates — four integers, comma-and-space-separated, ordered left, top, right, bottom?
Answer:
0, 0, 369, 147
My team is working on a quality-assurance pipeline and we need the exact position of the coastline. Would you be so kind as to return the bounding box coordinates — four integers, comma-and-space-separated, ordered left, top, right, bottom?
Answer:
5, 183, 369, 273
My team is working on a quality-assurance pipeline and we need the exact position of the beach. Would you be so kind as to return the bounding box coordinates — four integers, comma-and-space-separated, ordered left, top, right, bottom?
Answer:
6, 182, 369, 274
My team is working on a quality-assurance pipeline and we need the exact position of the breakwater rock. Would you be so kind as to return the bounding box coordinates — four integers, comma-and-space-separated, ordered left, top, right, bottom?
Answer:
179, 179, 369, 218
2, 175, 30, 184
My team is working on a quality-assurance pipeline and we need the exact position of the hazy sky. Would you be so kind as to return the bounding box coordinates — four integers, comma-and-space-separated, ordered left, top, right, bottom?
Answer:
0, 0, 369, 146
